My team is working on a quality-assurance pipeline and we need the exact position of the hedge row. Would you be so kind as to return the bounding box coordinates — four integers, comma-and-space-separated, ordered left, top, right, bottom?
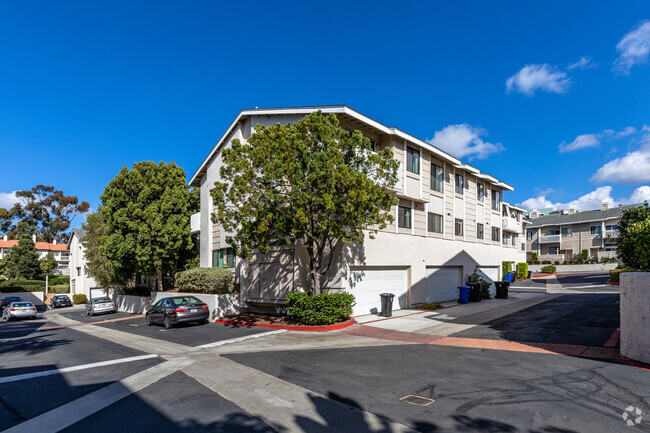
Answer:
286, 292, 355, 325
175, 267, 234, 294
609, 267, 635, 283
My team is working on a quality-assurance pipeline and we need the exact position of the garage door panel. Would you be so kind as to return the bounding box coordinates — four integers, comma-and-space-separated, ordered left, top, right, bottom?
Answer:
349, 268, 407, 316
425, 267, 462, 303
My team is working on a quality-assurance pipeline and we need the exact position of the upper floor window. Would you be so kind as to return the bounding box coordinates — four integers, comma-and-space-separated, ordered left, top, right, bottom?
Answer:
591, 225, 602, 235
549, 229, 560, 235
549, 246, 559, 255
502, 233, 510, 245
455, 219, 464, 236
398, 206, 412, 229
606, 224, 618, 231
492, 227, 500, 242
455, 174, 464, 195
561, 227, 572, 237
477, 223, 484, 240
428, 212, 443, 233
430, 164, 444, 193
526, 230, 533, 240
213, 248, 236, 268
406, 147, 420, 174
477, 184, 485, 202
512, 234, 517, 246
491, 190, 500, 211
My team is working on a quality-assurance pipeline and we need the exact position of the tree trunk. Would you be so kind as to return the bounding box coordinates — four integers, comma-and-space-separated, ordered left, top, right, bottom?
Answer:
157, 269, 163, 292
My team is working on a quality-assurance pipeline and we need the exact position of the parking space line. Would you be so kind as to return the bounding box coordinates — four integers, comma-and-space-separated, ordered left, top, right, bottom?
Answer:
195, 329, 287, 349
0, 354, 159, 384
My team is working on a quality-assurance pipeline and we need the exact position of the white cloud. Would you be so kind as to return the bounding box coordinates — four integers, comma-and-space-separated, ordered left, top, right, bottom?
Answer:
505, 64, 571, 96
613, 20, 650, 74
518, 185, 650, 211
567, 56, 598, 71
558, 133, 600, 153
0, 191, 21, 210
428, 124, 504, 160
592, 151, 650, 183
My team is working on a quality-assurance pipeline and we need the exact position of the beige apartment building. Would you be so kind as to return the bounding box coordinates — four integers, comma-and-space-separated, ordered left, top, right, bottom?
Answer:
525, 203, 632, 262
190, 106, 526, 315
0, 234, 70, 275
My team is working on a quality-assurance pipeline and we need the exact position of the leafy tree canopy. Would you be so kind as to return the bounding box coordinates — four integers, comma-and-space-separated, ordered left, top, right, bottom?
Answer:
3, 237, 42, 280
39, 252, 58, 277
211, 111, 399, 294
100, 161, 194, 290
617, 202, 650, 270
81, 211, 128, 289
0, 185, 89, 243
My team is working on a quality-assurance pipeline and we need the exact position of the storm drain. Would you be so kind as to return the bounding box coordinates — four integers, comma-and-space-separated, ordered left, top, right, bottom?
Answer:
400, 395, 435, 406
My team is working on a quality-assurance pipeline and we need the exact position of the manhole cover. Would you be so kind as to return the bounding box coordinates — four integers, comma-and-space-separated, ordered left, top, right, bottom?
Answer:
400, 395, 435, 406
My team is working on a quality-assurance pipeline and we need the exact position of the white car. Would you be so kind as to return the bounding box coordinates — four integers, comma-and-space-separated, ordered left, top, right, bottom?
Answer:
3, 302, 37, 321
85, 297, 117, 316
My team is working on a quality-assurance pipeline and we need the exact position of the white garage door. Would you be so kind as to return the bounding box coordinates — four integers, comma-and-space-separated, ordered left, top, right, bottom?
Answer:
90, 288, 106, 300
348, 268, 408, 316
477, 267, 499, 296
425, 266, 462, 303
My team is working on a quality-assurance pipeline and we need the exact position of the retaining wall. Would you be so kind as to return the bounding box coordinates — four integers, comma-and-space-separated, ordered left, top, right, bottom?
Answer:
528, 263, 617, 273
620, 272, 650, 364
112, 294, 151, 314
150, 292, 241, 320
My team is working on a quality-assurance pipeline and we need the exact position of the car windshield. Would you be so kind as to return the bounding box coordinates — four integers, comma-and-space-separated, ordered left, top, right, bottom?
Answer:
94, 297, 111, 303
13, 303, 33, 307
55, 296, 68, 299
170, 296, 201, 306
6, 297, 21, 302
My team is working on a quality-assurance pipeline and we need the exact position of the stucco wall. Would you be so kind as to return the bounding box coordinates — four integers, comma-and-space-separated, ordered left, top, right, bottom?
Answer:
112, 294, 151, 314
620, 272, 650, 364
151, 291, 241, 320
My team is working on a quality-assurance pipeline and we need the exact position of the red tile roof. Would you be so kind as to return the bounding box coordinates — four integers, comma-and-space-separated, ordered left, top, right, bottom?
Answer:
0, 240, 69, 252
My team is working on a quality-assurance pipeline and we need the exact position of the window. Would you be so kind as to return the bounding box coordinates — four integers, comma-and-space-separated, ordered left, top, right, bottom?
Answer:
606, 224, 618, 231
61, 253, 70, 260
502, 233, 510, 245
492, 227, 500, 242
455, 219, 464, 236
212, 248, 236, 268
591, 225, 602, 235
477, 223, 484, 239
561, 227, 572, 237
428, 213, 443, 233
549, 229, 560, 235
548, 246, 559, 255
526, 230, 533, 240
491, 190, 500, 211
406, 147, 420, 174
477, 184, 485, 201
455, 174, 464, 194
430, 164, 444, 193
398, 206, 412, 229
77, 267, 81, 277
512, 234, 517, 246
369, 140, 377, 152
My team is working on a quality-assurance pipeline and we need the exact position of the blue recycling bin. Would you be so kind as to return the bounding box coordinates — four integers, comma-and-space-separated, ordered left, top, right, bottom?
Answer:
458, 286, 470, 304
504, 273, 513, 283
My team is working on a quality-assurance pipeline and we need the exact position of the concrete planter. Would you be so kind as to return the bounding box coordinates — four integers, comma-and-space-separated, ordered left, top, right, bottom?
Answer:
150, 292, 241, 320
0, 291, 45, 305
620, 272, 650, 364
112, 294, 151, 314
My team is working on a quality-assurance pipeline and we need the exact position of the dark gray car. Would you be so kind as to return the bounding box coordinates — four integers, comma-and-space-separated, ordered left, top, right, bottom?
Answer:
146, 296, 210, 329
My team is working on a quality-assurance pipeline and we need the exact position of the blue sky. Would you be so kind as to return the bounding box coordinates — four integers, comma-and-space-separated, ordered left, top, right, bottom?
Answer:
1, 1, 650, 217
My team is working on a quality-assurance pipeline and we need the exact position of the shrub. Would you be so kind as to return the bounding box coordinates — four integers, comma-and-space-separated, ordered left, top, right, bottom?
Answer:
480, 280, 491, 299
73, 294, 88, 304
562, 261, 568, 265
286, 292, 355, 325
421, 301, 443, 310
609, 266, 635, 283
502, 261, 512, 280
540, 265, 556, 274
581, 249, 588, 261
542, 260, 552, 264
516, 262, 528, 280
531, 252, 538, 261
0, 280, 46, 291
49, 276, 70, 285
50, 284, 70, 293
175, 267, 234, 294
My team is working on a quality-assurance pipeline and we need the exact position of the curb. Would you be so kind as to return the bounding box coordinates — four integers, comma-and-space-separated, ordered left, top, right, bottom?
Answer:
214, 317, 356, 332
531, 272, 557, 278
606, 281, 620, 285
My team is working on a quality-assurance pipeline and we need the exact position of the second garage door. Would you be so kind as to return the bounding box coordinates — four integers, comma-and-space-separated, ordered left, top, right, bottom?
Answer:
348, 268, 408, 316
425, 266, 462, 303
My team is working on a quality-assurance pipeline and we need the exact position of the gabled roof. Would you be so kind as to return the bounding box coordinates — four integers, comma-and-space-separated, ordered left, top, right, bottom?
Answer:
67, 228, 87, 248
526, 204, 638, 228
0, 239, 69, 252
189, 105, 514, 191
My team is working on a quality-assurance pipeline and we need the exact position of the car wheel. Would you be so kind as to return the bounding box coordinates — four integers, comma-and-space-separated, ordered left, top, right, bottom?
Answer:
163, 316, 173, 329
32, 315, 37, 320
146, 315, 153, 326
201, 319, 209, 325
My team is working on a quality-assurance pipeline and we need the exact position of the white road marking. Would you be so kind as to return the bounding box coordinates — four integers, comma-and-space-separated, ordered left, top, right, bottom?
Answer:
3, 357, 194, 433
564, 284, 611, 289
0, 354, 159, 384
195, 329, 287, 349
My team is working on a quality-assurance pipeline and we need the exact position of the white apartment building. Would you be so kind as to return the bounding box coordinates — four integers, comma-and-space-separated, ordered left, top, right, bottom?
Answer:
189, 106, 526, 315
68, 229, 100, 299
0, 234, 70, 275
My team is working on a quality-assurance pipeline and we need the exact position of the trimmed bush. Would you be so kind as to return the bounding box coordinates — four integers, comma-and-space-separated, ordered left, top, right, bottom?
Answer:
609, 266, 635, 283
502, 261, 512, 280
540, 265, 556, 274
50, 284, 70, 293
516, 262, 528, 280
73, 294, 88, 304
286, 292, 355, 325
0, 280, 45, 291
554, 260, 560, 265
49, 276, 70, 285
175, 267, 234, 294
581, 249, 588, 261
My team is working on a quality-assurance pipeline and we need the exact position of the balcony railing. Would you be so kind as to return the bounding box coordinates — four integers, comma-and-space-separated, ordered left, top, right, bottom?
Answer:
605, 229, 619, 239
502, 217, 521, 233
539, 234, 560, 244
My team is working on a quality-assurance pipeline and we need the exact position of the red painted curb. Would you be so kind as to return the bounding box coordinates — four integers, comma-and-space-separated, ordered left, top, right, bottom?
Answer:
214, 317, 355, 332
604, 327, 621, 348
531, 272, 557, 278
606, 281, 620, 285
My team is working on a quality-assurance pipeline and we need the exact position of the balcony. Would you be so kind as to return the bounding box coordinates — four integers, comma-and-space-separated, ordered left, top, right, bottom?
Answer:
502, 217, 521, 233
605, 229, 619, 239
539, 234, 560, 244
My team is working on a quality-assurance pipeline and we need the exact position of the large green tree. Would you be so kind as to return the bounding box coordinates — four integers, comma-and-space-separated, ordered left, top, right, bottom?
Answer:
0, 185, 89, 243
39, 252, 58, 277
3, 237, 42, 280
81, 211, 123, 289
617, 202, 650, 270
100, 161, 194, 290
211, 111, 399, 294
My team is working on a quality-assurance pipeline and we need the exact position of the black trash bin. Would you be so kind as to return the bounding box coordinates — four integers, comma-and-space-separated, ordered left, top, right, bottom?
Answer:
494, 281, 509, 299
380, 293, 395, 317
468, 283, 482, 302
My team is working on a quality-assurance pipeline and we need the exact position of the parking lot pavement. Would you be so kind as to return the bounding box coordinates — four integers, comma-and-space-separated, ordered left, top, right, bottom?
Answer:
450, 293, 620, 347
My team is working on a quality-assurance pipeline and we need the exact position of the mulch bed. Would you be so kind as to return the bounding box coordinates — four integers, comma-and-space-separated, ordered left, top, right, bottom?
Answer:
221, 312, 302, 326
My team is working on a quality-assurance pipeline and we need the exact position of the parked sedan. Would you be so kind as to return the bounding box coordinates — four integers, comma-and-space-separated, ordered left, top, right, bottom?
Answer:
52, 295, 73, 308
3, 302, 37, 321
1, 297, 22, 310
85, 297, 117, 316
146, 296, 209, 329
